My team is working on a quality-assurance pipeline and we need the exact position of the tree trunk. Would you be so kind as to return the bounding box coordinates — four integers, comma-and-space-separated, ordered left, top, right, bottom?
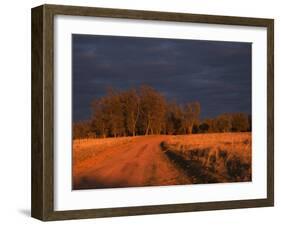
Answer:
145, 121, 150, 135
188, 124, 193, 134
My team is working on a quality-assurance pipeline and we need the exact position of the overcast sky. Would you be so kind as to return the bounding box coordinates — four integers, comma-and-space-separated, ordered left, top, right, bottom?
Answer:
72, 34, 252, 122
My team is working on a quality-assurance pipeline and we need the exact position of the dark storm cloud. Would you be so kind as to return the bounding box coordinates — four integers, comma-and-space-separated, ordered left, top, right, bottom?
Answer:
72, 34, 251, 121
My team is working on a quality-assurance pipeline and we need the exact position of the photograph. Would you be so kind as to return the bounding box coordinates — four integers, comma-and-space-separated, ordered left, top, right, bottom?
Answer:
72, 34, 252, 190
31, 4, 274, 220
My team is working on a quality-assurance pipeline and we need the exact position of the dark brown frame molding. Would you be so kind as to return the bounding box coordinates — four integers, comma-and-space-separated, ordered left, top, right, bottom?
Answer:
31, 4, 274, 221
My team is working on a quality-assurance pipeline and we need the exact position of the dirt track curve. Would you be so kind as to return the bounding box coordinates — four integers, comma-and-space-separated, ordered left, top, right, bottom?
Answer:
73, 136, 191, 189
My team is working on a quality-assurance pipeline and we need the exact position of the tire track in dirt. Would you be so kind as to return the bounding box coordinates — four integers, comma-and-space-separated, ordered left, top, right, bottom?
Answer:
73, 136, 191, 189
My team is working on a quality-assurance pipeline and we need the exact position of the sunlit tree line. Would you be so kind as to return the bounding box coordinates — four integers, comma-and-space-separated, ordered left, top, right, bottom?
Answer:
73, 85, 251, 139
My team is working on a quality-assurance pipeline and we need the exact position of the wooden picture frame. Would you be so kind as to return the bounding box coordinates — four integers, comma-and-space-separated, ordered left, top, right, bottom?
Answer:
31, 4, 274, 221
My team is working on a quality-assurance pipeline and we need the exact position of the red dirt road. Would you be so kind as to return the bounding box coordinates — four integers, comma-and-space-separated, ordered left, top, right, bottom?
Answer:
73, 136, 190, 189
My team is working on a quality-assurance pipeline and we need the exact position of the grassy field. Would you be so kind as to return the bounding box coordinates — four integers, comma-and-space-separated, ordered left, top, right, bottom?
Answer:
73, 136, 138, 164
161, 132, 252, 183
72, 132, 251, 189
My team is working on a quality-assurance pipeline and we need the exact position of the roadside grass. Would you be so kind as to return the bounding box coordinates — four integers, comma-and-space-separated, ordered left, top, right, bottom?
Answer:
160, 132, 252, 183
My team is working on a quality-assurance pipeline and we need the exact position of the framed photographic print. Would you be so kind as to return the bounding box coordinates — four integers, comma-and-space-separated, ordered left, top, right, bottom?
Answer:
31, 4, 274, 221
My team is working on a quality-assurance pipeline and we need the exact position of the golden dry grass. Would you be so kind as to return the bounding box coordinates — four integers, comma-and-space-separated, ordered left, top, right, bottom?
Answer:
161, 132, 252, 183
73, 136, 139, 163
